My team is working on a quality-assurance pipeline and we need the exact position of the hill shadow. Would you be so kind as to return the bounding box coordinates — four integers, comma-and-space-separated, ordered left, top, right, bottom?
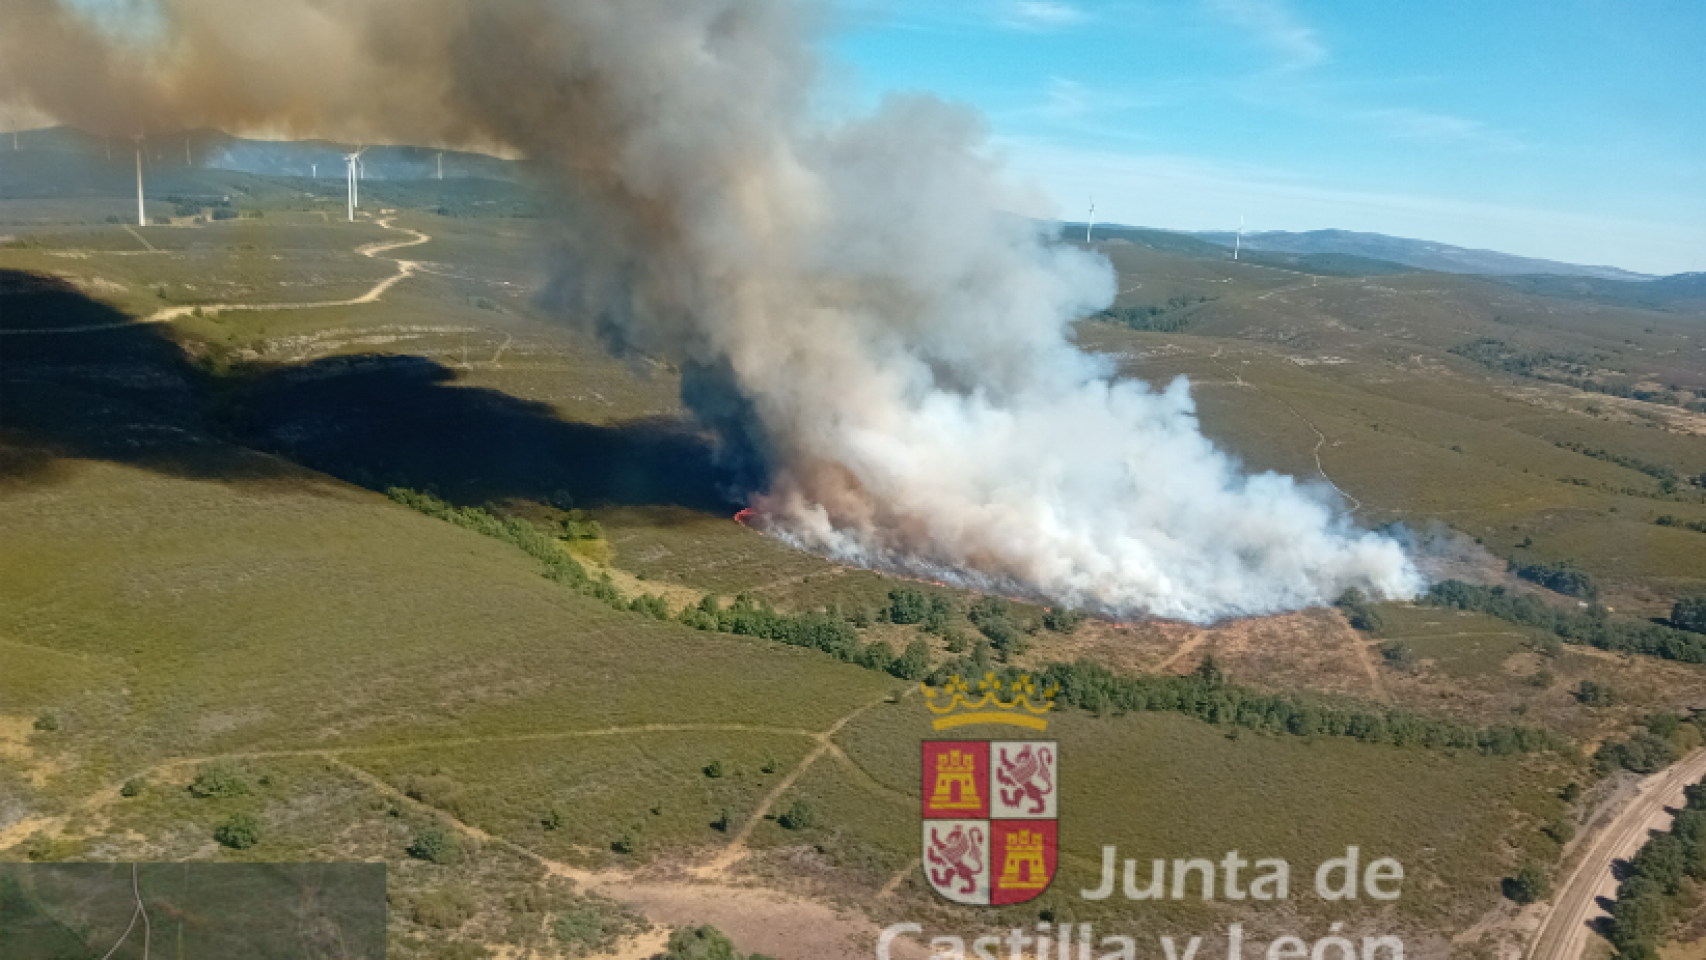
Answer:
0, 268, 738, 512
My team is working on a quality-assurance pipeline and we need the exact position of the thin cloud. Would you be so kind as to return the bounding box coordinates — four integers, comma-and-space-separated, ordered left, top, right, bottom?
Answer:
1001, 1, 1089, 31
1361, 107, 1525, 152
1205, 0, 1326, 71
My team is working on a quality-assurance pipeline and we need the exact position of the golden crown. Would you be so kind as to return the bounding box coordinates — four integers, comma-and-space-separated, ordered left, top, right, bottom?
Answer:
921, 672, 1057, 731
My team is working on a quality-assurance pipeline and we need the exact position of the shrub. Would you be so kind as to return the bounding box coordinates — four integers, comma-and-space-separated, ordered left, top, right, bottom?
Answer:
1542, 815, 1575, 845
1042, 608, 1084, 633
554, 899, 631, 955
886, 588, 929, 625
399, 774, 468, 819
1576, 680, 1617, 706
777, 798, 816, 831
1380, 642, 1417, 672
189, 763, 250, 798
703, 759, 725, 779
943, 628, 968, 653
407, 827, 463, 864
857, 640, 895, 672
1506, 862, 1552, 903
412, 886, 477, 929
542, 808, 564, 831
612, 827, 641, 854
120, 778, 144, 798
629, 593, 671, 620
1596, 731, 1680, 775
663, 924, 778, 960
1336, 589, 1385, 633
1673, 595, 1706, 634
31, 714, 59, 732
890, 639, 933, 681
214, 812, 262, 849
1515, 560, 1599, 600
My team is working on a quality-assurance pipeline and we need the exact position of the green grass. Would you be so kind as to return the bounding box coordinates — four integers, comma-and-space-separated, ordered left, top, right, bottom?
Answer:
355, 731, 817, 867
831, 704, 1563, 930
6, 178, 1701, 951
0, 458, 892, 774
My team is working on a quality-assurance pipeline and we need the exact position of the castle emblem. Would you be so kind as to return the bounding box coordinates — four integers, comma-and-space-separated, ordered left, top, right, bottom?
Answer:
920, 673, 1059, 905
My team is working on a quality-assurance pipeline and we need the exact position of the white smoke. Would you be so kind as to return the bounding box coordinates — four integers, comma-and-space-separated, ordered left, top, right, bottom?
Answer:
1, 0, 1425, 621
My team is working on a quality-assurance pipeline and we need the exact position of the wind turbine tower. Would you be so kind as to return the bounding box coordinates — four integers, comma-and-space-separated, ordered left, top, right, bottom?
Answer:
133, 134, 147, 227
1085, 198, 1096, 243
343, 147, 364, 221
1233, 215, 1244, 261
437, 151, 444, 179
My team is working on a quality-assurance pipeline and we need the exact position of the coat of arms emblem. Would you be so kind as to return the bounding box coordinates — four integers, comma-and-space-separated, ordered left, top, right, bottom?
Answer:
920, 673, 1059, 905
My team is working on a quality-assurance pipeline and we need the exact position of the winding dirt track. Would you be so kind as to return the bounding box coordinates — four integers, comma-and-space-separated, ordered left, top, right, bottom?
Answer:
1, 217, 429, 335
1527, 748, 1706, 960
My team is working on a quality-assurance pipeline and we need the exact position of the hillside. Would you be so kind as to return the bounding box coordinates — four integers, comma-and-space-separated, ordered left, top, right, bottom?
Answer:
1189, 227, 1651, 280
3, 155, 1706, 959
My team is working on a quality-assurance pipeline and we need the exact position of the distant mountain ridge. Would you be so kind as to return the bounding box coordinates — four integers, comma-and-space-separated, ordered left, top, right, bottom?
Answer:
1190, 227, 1650, 281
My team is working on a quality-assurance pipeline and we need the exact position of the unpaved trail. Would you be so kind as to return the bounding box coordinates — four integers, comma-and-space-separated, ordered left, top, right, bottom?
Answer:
1199, 347, 1362, 514
695, 689, 908, 878
2, 217, 429, 335
12, 693, 931, 960
1527, 748, 1706, 960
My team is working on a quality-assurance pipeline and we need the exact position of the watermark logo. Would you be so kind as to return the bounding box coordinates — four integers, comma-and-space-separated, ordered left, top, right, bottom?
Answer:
920, 673, 1059, 906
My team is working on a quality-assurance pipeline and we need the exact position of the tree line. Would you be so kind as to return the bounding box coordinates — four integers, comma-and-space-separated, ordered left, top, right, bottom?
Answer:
930, 655, 1566, 757
1424, 580, 1706, 664
1451, 337, 1705, 413
1607, 773, 1706, 960
387, 488, 1568, 758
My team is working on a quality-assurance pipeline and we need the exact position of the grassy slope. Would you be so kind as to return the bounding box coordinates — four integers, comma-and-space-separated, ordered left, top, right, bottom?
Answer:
4, 191, 1699, 951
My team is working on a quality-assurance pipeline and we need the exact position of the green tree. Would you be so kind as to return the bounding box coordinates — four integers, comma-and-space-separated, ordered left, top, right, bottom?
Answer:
1609, 889, 1669, 952
858, 640, 896, 672
1507, 862, 1552, 904
1042, 608, 1084, 633
1630, 834, 1687, 894
891, 639, 933, 681
664, 925, 777, 960
214, 812, 262, 850
778, 798, 816, 831
886, 588, 929, 625
1673, 595, 1706, 634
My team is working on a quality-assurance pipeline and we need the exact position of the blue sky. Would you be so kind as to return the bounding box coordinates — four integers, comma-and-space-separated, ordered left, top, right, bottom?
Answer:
826, 1, 1706, 275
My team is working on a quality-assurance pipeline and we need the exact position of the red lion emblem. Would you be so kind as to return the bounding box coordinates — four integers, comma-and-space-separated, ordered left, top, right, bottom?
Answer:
996, 744, 1054, 815
926, 824, 985, 895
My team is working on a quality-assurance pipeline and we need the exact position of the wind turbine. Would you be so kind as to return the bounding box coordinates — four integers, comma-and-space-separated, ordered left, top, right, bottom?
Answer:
133, 133, 147, 227
343, 146, 364, 221
311, 162, 317, 179
1085, 197, 1096, 243
1233, 215, 1244, 261
436, 151, 443, 180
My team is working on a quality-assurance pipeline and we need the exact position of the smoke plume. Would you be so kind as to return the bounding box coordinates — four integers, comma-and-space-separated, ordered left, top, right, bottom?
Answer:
0, 0, 1424, 621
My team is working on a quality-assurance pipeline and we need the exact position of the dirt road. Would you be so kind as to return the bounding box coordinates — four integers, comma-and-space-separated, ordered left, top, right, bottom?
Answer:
1527, 748, 1706, 960
1, 217, 429, 335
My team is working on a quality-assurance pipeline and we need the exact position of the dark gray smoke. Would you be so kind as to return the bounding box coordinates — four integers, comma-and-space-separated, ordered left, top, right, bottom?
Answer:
0, 0, 1423, 621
